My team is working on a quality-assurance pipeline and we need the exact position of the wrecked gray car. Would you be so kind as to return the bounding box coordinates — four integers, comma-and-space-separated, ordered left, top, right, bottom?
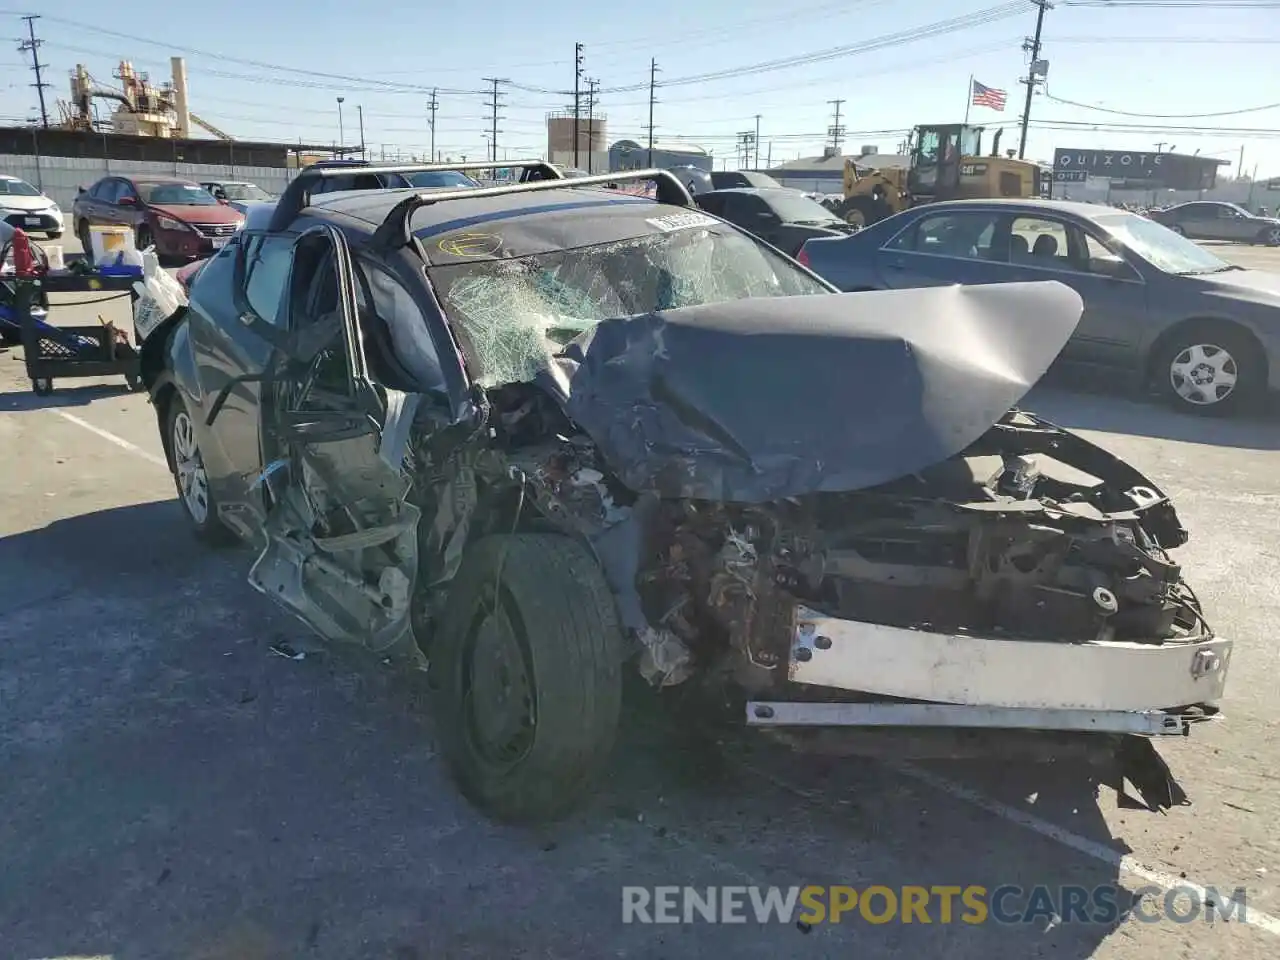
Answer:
137, 163, 1230, 823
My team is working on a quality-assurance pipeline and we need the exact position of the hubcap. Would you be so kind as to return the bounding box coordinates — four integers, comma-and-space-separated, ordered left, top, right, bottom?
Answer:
1169, 342, 1238, 406
171, 410, 210, 523
464, 601, 535, 766
1268, 227, 1280, 245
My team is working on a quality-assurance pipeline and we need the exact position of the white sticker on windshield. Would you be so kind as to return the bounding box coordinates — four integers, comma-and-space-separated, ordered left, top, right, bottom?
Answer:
646, 212, 720, 233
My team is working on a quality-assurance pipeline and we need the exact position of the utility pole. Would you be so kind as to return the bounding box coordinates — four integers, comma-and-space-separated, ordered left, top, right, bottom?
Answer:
428, 88, 439, 161
573, 43, 584, 169
646, 58, 659, 167
827, 99, 846, 153
357, 105, 365, 156
19, 15, 50, 129
737, 130, 755, 169
754, 114, 761, 168
585, 78, 599, 173
1017, 0, 1052, 160
336, 97, 345, 154
483, 78, 506, 165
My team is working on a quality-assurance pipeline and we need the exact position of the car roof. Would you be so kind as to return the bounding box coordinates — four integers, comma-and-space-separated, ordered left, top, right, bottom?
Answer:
120, 175, 201, 185
301, 184, 718, 265
703, 187, 805, 198
307, 183, 658, 230
905, 197, 1130, 221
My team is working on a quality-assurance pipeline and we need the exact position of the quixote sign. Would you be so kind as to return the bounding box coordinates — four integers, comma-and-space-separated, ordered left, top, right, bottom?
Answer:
1053, 148, 1164, 179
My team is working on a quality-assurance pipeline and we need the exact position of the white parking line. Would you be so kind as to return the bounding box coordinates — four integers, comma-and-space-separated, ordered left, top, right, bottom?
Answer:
50, 405, 1280, 938
55, 410, 167, 467
889, 761, 1280, 936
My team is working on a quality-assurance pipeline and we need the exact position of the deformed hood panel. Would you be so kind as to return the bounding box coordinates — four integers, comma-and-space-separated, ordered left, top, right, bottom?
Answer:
544, 281, 1083, 503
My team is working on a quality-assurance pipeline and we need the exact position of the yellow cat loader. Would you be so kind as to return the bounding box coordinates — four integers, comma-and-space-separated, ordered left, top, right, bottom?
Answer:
836, 124, 1043, 227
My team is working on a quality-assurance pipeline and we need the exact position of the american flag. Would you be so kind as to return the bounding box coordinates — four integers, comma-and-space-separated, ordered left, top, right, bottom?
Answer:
971, 80, 1007, 112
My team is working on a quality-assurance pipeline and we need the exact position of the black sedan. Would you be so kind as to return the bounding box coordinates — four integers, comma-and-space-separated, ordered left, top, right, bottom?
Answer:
695, 187, 856, 256
798, 198, 1280, 416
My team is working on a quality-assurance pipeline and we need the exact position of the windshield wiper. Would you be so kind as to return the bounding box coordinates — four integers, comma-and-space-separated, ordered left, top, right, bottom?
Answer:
1177, 264, 1243, 275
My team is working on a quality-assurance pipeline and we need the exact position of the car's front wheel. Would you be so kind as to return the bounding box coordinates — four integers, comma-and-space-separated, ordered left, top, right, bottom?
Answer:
431, 533, 623, 823
47, 230, 63, 240
1154, 323, 1265, 417
1258, 225, 1280, 246
165, 394, 236, 544
76, 220, 92, 261
1168, 224, 1186, 236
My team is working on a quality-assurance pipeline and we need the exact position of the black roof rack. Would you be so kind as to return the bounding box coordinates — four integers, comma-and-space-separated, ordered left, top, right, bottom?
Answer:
371, 168, 696, 250
269, 158, 564, 232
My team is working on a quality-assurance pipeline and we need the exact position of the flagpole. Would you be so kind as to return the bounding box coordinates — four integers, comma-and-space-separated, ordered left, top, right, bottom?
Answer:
964, 75, 973, 124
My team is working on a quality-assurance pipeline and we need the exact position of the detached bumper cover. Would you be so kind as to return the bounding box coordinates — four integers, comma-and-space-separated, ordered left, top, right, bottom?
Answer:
789, 605, 1230, 714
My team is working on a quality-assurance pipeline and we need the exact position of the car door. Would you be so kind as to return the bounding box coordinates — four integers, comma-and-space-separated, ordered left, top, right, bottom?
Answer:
187, 230, 296, 543
1170, 203, 1211, 240
244, 225, 424, 653
1004, 213, 1148, 367
1221, 206, 1257, 241
874, 209, 1007, 288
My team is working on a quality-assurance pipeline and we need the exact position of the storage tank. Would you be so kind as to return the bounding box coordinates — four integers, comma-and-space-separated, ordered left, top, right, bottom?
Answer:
546, 111, 607, 171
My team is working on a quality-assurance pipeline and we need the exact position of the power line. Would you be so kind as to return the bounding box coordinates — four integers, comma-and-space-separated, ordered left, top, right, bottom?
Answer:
1045, 92, 1280, 119
17, 14, 50, 128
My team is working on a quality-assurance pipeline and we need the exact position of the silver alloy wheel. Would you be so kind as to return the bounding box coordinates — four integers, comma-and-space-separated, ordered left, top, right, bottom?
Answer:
1266, 225, 1280, 246
1169, 342, 1238, 406
171, 409, 210, 523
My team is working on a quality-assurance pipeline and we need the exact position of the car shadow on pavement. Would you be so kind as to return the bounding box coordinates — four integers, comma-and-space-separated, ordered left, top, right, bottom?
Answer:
0, 379, 135, 411
1024, 375, 1280, 450
1, 501, 1145, 959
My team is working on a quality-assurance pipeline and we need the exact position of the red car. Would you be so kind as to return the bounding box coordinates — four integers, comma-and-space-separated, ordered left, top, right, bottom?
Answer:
72, 175, 244, 262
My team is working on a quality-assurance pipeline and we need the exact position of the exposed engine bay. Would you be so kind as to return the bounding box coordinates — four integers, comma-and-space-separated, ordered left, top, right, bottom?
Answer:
476, 383, 1212, 697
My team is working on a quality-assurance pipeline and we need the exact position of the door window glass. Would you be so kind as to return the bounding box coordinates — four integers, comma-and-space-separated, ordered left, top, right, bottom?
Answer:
352, 259, 447, 393
1011, 217, 1071, 267
242, 233, 294, 326
886, 212, 999, 261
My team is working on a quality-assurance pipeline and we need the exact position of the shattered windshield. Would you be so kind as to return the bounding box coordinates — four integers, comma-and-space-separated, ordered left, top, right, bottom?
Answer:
430, 225, 831, 386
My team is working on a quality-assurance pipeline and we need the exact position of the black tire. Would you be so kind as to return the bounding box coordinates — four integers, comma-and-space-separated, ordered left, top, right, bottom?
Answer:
136, 225, 153, 252
1152, 322, 1265, 417
164, 393, 237, 545
31, 377, 52, 396
124, 372, 143, 392
47, 230, 63, 240
76, 220, 92, 263
432, 533, 623, 823
835, 194, 889, 228
1168, 224, 1186, 236
1257, 225, 1280, 247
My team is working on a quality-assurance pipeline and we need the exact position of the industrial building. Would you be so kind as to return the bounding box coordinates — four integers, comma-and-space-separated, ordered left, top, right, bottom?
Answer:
765, 145, 908, 193
0, 56, 343, 207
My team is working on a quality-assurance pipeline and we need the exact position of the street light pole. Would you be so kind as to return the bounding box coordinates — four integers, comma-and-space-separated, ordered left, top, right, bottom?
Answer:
357, 105, 365, 155
336, 96, 345, 154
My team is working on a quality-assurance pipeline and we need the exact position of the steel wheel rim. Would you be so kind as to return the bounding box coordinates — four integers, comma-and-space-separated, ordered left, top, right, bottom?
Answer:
171, 410, 210, 523
462, 594, 536, 768
1169, 342, 1238, 406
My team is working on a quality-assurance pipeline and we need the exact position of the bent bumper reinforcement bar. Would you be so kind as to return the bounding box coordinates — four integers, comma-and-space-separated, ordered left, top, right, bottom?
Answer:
744, 701, 1214, 736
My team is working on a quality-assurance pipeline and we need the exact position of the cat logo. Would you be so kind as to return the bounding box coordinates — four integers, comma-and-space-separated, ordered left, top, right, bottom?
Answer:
438, 232, 502, 257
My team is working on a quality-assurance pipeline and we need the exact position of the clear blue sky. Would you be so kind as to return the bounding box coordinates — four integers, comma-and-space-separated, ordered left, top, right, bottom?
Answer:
0, 0, 1276, 178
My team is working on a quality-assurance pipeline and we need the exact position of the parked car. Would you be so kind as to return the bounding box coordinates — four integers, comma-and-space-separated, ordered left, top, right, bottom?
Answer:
200, 180, 277, 214
72, 176, 245, 263
1148, 201, 1280, 245
695, 187, 856, 256
304, 158, 483, 195
710, 170, 782, 189
798, 198, 1280, 416
0, 174, 63, 238
133, 165, 1223, 822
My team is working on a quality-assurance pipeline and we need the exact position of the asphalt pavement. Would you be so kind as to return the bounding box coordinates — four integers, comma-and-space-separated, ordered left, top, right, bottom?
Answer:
2, 237, 1279, 959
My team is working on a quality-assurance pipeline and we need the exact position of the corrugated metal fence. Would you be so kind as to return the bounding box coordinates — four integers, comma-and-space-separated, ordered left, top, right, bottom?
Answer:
1, 154, 297, 210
